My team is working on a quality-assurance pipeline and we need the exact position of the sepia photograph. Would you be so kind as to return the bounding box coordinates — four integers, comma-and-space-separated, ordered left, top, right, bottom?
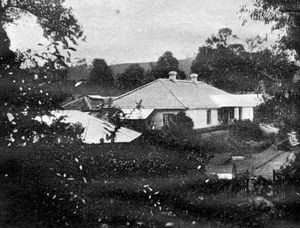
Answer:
1, 0, 300, 227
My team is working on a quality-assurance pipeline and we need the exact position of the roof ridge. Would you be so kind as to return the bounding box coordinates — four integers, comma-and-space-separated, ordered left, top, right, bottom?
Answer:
84, 96, 93, 110
62, 96, 84, 108
159, 79, 188, 109
160, 78, 230, 94
113, 79, 161, 101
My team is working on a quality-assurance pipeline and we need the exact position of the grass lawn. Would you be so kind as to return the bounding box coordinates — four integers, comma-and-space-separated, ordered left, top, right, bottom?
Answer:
0, 141, 275, 227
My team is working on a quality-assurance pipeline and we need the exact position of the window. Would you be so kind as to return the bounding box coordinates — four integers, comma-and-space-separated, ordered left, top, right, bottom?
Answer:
206, 109, 211, 125
163, 114, 175, 126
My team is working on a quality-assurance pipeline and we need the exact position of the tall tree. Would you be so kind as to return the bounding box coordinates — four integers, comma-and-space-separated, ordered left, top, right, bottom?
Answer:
191, 28, 297, 94
117, 64, 145, 90
89, 58, 114, 86
241, 1, 300, 132
149, 51, 186, 80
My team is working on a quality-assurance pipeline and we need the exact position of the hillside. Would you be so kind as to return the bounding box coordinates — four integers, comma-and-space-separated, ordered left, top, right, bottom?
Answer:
67, 57, 194, 82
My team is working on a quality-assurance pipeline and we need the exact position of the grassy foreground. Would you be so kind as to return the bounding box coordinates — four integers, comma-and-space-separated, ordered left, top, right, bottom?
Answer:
0, 140, 296, 227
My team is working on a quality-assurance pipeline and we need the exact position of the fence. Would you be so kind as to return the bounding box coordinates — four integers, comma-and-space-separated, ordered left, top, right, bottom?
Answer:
273, 169, 291, 203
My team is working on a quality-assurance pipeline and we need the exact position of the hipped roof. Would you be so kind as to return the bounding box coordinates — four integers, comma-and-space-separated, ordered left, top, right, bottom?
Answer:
113, 79, 261, 109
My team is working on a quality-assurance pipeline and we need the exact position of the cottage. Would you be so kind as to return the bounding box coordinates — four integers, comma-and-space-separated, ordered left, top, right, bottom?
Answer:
112, 72, 263, 130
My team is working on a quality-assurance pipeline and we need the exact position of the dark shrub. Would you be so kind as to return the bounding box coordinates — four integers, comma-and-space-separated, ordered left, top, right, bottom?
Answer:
229, 119, 263, 141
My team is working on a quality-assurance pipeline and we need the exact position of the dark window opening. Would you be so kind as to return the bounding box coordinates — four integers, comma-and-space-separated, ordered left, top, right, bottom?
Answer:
207, 109, 211, 125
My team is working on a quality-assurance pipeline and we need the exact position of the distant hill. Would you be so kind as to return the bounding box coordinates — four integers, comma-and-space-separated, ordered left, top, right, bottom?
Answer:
67, 57, 194, 82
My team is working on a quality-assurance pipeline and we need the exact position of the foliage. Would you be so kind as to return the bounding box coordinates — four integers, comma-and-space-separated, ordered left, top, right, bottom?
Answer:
191, 28, 298, 93
89, 58, 114, 86
117, 63, 145, 89
240, 1, 300, 134
163, 111, 194, 135
148, 51, 186, 80
240, 0, 300, 54
0, 141, 206, 226
229, 119, 263, 141
0, 0, 85, 145
0, 84, 84, 146
67, 58, 90, 81
255, 85, 300, 131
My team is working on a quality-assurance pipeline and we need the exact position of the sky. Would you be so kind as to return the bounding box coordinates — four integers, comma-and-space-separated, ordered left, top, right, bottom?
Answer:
6, 0, 280, 65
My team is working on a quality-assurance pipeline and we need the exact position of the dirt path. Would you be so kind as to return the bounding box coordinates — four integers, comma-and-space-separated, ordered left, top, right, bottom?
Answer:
233, 147, 295, 179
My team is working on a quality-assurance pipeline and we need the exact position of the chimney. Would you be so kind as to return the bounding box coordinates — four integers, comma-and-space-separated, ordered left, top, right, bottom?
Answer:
190, 73, 198, 84
168, 71, 177, 81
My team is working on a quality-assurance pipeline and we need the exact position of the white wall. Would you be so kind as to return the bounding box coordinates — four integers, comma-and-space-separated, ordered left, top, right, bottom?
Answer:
186, 109, 219, 129
149, 110, 180, 129
149, 107, 253, 130
240, 107, 254, 121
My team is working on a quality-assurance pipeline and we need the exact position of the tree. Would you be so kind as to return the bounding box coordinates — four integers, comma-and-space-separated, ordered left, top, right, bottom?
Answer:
0, 0, 84, 76
0, 0, 84, 146
241, 1, 300, 133
149, 51, 186, 80
191, 28, 297, 93
89, 58, 114, 86
117, 64, 145, 90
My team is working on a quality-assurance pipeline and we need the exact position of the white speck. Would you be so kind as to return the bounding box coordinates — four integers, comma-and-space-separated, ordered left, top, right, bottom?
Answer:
79, 165, 83, 170
205, 179, 209, 183
197, 165, 202, 169
7, 113, 14, 122
165, 222, 174, 227
75, 81, 83, 87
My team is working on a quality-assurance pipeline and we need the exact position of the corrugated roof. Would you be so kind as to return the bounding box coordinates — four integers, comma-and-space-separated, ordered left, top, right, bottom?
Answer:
36, 110, 141, 143
113, 79, 230, 109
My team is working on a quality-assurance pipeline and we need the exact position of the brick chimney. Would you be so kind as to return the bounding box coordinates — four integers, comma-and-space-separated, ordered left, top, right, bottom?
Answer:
168, 71, 177, 81
190, 73, 198, 83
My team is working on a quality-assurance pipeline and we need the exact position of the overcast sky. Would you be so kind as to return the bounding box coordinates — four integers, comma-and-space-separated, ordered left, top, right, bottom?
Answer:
6, 0, 279, 65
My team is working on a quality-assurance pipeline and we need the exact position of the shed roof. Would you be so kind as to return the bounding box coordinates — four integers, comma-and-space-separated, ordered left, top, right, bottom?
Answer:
36, 110, 141, 144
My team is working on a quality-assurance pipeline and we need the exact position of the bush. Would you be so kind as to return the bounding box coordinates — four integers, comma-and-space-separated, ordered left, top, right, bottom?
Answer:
229, 119, 263, 141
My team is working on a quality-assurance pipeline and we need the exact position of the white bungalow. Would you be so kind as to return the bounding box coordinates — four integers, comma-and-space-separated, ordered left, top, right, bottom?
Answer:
113, 72, 263, 130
